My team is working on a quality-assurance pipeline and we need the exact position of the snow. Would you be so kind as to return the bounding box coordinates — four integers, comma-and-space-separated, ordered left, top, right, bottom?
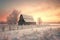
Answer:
0, 24, 60, 40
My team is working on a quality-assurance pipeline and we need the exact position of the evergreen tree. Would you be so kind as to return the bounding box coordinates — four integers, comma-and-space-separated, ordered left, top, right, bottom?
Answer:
18, 14, 25, 25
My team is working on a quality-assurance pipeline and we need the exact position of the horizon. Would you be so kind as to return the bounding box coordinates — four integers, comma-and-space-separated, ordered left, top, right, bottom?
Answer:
0, 0, 60, 22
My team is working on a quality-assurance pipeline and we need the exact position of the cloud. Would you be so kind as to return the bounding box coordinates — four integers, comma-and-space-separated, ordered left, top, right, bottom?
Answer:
0, 0, 60, 9
0, 0, 60, 22
55, 13, 60, 17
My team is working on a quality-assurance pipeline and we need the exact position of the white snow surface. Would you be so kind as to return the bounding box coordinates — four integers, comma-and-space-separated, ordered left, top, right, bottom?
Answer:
0, 25, 60, 40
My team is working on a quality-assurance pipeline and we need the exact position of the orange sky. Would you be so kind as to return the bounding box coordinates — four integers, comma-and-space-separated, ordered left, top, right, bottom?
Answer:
0, 0, 60, 22
16, 3, 60, 22
0, 10, 9, 22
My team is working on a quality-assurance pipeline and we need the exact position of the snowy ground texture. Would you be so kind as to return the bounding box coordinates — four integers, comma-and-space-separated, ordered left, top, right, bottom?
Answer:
0, 24, 60, 40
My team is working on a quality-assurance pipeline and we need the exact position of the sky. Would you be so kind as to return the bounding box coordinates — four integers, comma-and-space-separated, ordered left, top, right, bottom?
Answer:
0, 0, 60, 22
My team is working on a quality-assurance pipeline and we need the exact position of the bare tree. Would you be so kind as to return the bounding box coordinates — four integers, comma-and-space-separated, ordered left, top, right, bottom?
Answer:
37, 17, 42, 25
7, 10, 20, 25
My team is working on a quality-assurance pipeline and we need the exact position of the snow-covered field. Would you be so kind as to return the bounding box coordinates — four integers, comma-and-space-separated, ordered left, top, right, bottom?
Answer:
0, 24, 60, 40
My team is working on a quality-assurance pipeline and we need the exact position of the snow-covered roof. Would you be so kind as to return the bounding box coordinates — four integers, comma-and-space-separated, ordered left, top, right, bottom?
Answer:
22, 14, 34, 22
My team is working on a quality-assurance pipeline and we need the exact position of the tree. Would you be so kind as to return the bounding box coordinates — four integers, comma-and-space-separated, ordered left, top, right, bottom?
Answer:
37, 17, 42, 25
7, 10, 20, 24
18, 14, 25, 25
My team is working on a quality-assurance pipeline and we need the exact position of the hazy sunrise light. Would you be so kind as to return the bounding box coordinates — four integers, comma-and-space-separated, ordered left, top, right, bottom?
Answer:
0, 0, 60, 40
0, 0, 60, 22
